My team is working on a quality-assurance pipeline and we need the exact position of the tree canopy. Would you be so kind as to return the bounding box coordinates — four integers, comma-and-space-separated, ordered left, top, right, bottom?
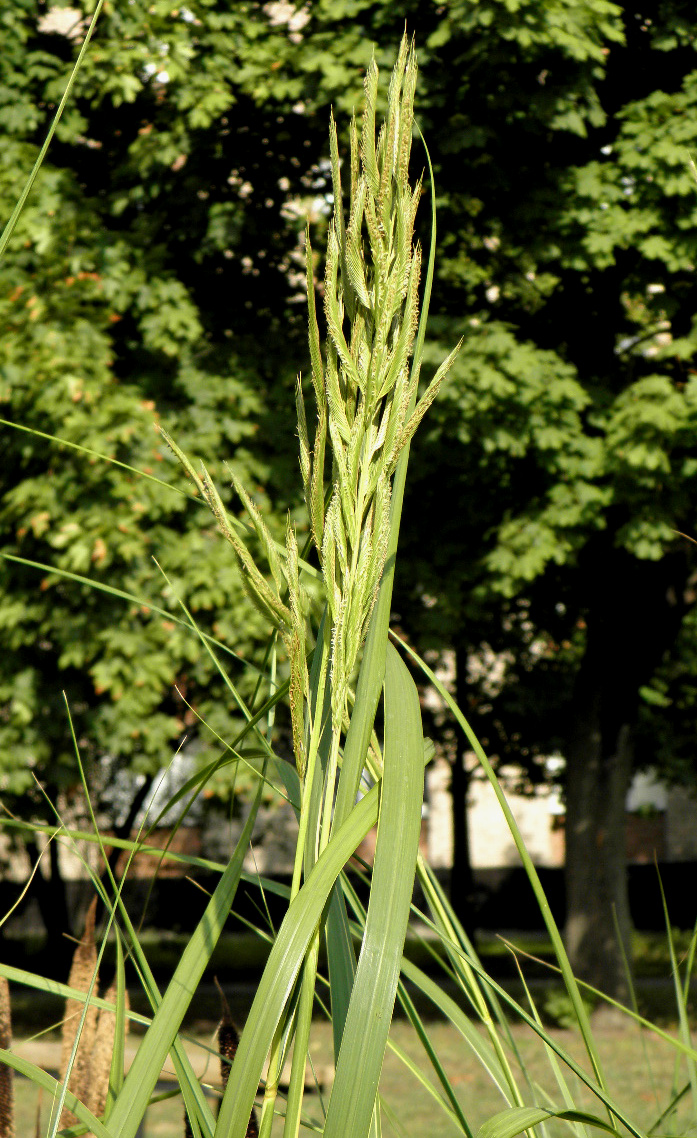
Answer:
0, 1, 320, 852
3, 0, 697, 991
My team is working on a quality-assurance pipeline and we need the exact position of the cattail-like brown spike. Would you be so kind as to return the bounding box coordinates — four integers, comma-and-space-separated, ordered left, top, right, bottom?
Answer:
215, 980, 258, 1137
86, 978, 124, 1122
0, 976, 13, 1138
59, 897, 99, 1131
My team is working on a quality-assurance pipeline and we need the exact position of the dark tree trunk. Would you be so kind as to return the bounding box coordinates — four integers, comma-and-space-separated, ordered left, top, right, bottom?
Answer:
95, 771, 157, 925
25, 833, 74, 975
563, 546, 688, 1000
565, 699, 633, 1001
102, 771, 156, 880
450, 647, 477, 940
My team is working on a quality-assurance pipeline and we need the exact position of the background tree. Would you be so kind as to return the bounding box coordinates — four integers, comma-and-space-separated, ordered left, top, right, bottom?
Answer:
236, 0, 697, 997
0, 0, 327, 941
4, 0, 697, 1003
385, 0, 697, 1000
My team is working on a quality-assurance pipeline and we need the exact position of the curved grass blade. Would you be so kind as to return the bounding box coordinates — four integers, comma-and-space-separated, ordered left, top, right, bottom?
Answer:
0, 817, 292, 896
656, 868, 697, 1113
323, 641, 424, 1138
102, 776, 263, 1138
0, 417, 193, 500
0, 1049, 110, 1138
479, 1106, 621, 1138
391, 629, 610, 1100
386, 1036, 464, 1132
1, 553, 248, 665
41, 710, 219, 1138
432, 952, 646, 1138
216, 784, 381, 1138
104, 931, 128, 1117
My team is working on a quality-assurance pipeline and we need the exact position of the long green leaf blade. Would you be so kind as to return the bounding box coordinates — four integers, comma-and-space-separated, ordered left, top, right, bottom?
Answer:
0, 1049, 110, 1138
102, 780, 262, 1138
323, 641, 424, 1138
216, 784, 381, 1138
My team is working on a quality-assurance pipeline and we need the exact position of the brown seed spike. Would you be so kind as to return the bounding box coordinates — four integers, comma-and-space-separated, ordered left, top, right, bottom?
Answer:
213, 979, 258, 1137
59, 897, 99, 1131
0, 976, 14, 1138
86, 979, 118, 1120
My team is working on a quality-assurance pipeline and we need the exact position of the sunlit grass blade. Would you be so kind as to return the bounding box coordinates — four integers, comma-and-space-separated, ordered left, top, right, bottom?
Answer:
479, 1106, 622, 1138
385, 1035, 465, 1132
104, 932, 128, 1118
0, 0, 106, 261
512, 956, 589, 1138
216, 784, 382, 1138
0, 417, 195, 499
391, 629, 610, 1100
102, 776, 263, 1138
0, 1049, 111, 1138
1, 552, 249, 665
0, 816, 293, 897
281, 936, 320, 1138
655, 868, 697, 1114
433, 951, 646, 1138
323, 642, 424, 1138
415, 857, 531, 1113
397, 957, 521, 1103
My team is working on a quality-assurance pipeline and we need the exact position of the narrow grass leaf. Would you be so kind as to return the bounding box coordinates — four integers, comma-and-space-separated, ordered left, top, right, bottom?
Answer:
105, 932, 128, 1116
386, 1035, 463, 1132
1, 553, 249, 666
216, 785, 381, 1138
102, 778, 263, 1138
0, 0, 105, 261
391, 630, 609, 1100
323, 642, 424, 1138
655, 868, 697, 1111
0, 1050, 109, 1138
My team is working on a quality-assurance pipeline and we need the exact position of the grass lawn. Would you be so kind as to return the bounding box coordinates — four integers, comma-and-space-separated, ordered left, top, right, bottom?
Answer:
14, 1016, 697, 1137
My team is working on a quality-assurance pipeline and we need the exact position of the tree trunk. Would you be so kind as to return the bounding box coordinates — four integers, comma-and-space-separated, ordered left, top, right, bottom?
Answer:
450, 740, 476, 936
564, 700, 633, 1001
450, 647, 477, 940
563, 545, 688, 1001
25, 833, 74, 975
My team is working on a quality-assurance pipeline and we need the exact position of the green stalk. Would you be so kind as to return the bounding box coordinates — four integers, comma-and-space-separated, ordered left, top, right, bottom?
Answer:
282, 935, 321, 1138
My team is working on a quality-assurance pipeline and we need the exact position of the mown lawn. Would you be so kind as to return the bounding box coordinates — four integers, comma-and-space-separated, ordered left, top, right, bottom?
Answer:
15, 1016, 697, 1137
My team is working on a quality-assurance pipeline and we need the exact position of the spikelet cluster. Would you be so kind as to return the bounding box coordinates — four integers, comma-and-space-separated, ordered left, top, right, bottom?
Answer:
161, 35, 458, 773
186, 982, 258, 1138
299, 36, 459, 729
160, 428, 313, 777
217, 986, 258, 1138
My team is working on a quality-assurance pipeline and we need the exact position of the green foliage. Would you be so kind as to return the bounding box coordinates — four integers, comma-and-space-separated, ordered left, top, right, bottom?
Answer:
542, 988, 596, 1030
5, 20, 697, 1138
3, 0, 697, 1009
0, 0, 322, 818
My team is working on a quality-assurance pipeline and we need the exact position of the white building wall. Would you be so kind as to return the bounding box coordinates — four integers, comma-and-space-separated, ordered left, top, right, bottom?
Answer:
426, 755, 562, 869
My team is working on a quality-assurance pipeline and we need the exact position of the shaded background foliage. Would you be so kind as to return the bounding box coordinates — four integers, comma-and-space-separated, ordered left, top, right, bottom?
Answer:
3, 0, 697, 995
